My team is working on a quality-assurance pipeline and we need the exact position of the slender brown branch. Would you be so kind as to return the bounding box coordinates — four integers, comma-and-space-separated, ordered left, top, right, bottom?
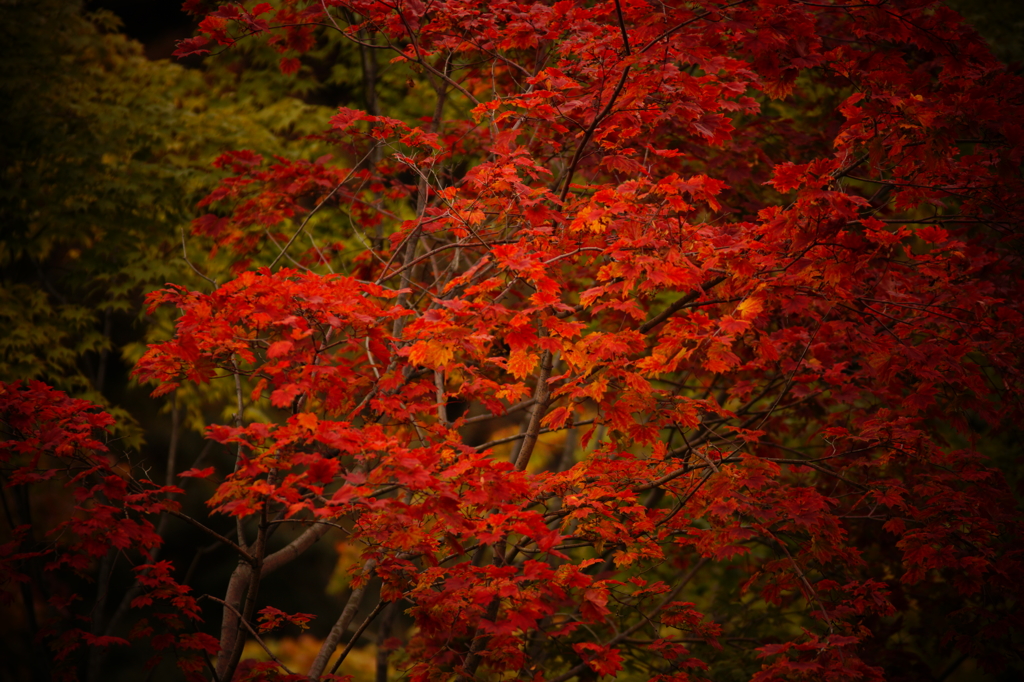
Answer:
638, 0, 752, 54
761, 450, 867, 491
374, 601, 399, 682
181, 227, 217, 288
269, 148, 376, 269
547, 558, 709, 682
382, 238, 508, 285
514, 351, 555, 471
220, 498, 271, 682
639, 276, 727, 334
559, 65, 632, 202
390, 68, 450, 339
328, 599, 388, 675
374, 213, 452, 287
167, 509, 254, 565
613, 0, 631, 56
215, 561, 253, 678
263, 522, 333, 574
206, 595, 296, 675
476, 418, 594, 452
461, 397, 537, 425
461, 597, 502, 679
309, 559, 376, 680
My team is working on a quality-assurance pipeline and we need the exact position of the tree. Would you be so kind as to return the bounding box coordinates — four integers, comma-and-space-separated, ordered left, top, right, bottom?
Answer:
0, 0, 329, 429
3, 1, 1024, 681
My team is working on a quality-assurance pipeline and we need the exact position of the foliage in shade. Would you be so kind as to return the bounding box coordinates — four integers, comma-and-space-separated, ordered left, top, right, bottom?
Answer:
0, 0, 330, 435
3, 1, 1024, 681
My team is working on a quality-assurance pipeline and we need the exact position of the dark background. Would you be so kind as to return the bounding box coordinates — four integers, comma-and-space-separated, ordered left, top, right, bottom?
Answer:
88, 0, 197, 60
93, 1, 1024, 69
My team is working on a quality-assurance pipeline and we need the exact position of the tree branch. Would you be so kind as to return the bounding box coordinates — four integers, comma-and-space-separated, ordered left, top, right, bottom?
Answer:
328, 599, 388, 675
206, 595, 296, 675
514, 351, 556, 471
547, 558, 710, 682
309, 559, 376, 680
639, 276, 727, 334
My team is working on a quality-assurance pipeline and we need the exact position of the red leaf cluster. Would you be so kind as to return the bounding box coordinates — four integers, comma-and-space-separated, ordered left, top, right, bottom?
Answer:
9, 1, 1024, 681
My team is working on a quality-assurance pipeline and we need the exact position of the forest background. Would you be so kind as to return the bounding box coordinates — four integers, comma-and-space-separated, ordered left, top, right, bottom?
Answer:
2, 1, 1024, 681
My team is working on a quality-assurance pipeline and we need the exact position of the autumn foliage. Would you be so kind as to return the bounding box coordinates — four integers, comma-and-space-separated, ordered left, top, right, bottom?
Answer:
3, 1, 1024, 681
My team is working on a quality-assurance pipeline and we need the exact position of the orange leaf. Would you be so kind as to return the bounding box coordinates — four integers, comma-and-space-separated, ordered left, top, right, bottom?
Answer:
507, 349, 538, 379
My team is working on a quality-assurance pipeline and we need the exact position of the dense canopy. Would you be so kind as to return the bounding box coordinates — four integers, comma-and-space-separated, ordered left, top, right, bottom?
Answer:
2, 1, 1023, 681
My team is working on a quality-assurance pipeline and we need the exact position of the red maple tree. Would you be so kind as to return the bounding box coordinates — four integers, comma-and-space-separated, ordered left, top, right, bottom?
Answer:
3, 1, 1024, 681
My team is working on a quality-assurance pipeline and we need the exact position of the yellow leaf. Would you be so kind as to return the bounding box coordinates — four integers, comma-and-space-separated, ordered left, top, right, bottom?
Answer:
408, 340, 454, 369
736, 296, 763, 319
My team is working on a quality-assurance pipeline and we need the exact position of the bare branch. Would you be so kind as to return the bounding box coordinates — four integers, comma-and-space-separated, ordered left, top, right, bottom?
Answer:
309, 559, 376, 680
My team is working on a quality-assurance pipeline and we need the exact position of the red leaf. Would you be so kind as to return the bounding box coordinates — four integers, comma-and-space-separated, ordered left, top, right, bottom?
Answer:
178, 467, 216, 479
267, 340, 294, 358
172, 36, 210, 58
270, 383, 303, 408
279, 57, 301, 75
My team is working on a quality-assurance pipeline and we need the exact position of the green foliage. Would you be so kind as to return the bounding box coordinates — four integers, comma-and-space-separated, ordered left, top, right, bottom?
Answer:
0, 0, 332, 427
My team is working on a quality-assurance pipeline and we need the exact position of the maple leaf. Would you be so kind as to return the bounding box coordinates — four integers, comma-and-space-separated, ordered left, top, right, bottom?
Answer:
507, 348, 538, 379
270, 383, 304, 408
279, 57, 301, 76
573, 642, 624, 677
172, 35, 210, 58
13, 1, 1024, 681
178, 467, 216, 479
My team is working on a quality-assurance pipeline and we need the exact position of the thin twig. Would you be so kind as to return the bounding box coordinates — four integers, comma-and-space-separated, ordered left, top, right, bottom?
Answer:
637, 0, 752, 55
309, 559, 376, 680
461, 397, 537, 425
639, 276, 727, 334
328, 600, 388, 675
546, 558, 709, 682
205, 596, 296, 675
167, 509, 254, 565
270, 147, 377, 269
559, 65, 632, 202
181, 228, 217, 287
613, 0, 631, 56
